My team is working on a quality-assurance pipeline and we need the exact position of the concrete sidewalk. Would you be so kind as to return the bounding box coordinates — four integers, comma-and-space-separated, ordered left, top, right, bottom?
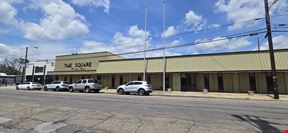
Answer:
1, 85, 287, 102
100, 89, 288, 102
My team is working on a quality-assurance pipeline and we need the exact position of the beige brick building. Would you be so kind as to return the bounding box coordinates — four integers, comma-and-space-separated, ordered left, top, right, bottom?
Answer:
48, 49, 288, 94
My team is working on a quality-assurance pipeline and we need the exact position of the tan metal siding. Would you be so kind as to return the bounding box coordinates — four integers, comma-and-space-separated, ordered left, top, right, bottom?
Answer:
196, 73, 204, 91
285, 73, 288, 94
96, 50, 288, 74
209, 73, 217, 92
223, 74, 233, 92
239, 73, 250, 93
172, 73, 181, 91
257, 73, 267, 93
277, 73, 286, 94
232, 73, 240, 92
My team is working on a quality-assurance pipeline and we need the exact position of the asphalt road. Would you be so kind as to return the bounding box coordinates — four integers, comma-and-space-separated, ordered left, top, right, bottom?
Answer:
0, 88, 287, 133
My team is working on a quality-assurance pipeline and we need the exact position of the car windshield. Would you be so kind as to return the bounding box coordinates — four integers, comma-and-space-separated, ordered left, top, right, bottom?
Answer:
32, 82, 39, 84
63, 81, 69, 84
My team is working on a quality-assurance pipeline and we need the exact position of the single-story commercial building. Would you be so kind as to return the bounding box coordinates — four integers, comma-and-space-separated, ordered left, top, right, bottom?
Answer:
25, 60, 55, 84
48, 49, 288, 94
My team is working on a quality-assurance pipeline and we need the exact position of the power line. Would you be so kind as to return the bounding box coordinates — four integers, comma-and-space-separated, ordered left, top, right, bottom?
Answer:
57, 13, 288, 51
52, 29, 266, 61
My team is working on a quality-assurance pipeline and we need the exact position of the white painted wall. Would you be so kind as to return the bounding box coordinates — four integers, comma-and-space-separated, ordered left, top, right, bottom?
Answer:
26, 60, 55, 76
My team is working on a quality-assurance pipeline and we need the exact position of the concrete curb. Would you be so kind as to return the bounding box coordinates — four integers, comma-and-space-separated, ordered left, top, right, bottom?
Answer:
100, 90, 280, 102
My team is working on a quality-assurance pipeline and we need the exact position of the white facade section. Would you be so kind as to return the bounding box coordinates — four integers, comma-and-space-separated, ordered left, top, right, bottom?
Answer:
26, 60, 55, 76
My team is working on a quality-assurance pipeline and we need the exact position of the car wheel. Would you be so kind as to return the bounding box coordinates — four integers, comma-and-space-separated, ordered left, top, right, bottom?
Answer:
117, 88, 124, 95
16, 86, 19, 90
27, 86, 30, 90
43, 86, 48, 91
84, 87, 90, 93
138, 89, 145, 96
55, 86, 60, 92
69, 87, 74, 92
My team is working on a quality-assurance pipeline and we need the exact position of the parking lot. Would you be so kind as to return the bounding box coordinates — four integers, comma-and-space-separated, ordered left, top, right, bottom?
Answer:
0, 87, 288, 133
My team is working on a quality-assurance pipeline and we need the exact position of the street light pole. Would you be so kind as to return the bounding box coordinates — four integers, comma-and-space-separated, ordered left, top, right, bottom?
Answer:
162, 0, 166, 92
21, 47, 28, 84
264, 0, 279, 99
143, 0, 148, 81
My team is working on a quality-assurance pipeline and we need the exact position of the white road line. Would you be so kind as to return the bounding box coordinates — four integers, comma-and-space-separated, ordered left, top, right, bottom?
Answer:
0, 117, 11, 124
34, 122, 67, 133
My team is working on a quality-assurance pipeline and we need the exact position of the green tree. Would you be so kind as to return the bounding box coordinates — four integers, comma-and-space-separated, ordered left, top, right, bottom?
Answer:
0, 58, 23, 75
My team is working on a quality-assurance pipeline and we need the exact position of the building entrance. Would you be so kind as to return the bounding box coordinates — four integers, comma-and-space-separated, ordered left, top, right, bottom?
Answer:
181, 73, 196, 91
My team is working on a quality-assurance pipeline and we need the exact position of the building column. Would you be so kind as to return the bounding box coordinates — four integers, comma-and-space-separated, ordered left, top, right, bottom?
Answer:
172, 73, 180, 91
233, 73, 240, 93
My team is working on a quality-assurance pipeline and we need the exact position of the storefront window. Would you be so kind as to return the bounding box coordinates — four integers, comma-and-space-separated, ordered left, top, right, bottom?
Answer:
249, 73, 256, 92
204, 74, 209, 90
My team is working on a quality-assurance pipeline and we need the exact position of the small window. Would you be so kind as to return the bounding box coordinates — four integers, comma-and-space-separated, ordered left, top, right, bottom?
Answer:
82, 80, 87, 83
54, 81, 61, 84
134, 82, 142, 85
126, 82, 134, 86
88, 79, 95, 83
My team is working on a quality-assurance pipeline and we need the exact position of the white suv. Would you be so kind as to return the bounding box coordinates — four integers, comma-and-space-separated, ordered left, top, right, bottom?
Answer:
43, 81, 69, 91
69, 79, 102, 93
116, 81, 152, 96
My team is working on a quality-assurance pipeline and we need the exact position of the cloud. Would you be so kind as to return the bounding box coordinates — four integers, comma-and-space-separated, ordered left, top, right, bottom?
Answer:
190, 36, 252, 52
162, 26, 177, 37
112, 25, 149, 49
79, 40, 111, 53
260, 35, 288, 50
72, 0, 110, 13
215, 0, 288, 30
20, 0, 89, 41
184, 10, 206, 30
227, 37, 252, 50
0, 0, 89, 41
0, 1, 17, 25
0, 43, 22, 57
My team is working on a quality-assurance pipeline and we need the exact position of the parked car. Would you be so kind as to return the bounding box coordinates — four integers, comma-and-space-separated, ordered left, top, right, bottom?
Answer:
16, 82, 42, 90
68, 79, 102, 93
43, 81, 69, 91
116, 81, 152, 96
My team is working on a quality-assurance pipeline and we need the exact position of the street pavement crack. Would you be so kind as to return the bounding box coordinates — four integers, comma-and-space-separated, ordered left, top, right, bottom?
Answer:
88, 113, 118, 129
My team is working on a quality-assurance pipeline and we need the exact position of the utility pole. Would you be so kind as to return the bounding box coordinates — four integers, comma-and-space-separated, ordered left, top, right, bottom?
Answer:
21, 47, 28, 84
162, 0, 166, 92
143, 0, 148, 81
264, 0, 279, 99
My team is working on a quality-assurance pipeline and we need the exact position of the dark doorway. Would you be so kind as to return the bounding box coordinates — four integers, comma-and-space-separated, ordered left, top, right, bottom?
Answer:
112, 76, 115, 88
69, 77, 72, 84
266, 73, 273, 93
181, 73, 191, 91
249, 73, 256, 92
138, 75, 142, 81
218, 74, 224, 92
120, 76, 123, 85
204, 74, 210, 90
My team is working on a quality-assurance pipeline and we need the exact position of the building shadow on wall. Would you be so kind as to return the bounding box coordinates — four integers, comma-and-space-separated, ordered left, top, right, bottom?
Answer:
231, 114, 285, 133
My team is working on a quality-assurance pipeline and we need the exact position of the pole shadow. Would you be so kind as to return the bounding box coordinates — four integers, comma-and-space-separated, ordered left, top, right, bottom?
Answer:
231, 114, 285, 133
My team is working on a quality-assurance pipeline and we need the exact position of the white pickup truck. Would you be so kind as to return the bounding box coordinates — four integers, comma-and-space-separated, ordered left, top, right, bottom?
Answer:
68, 79, 102, 93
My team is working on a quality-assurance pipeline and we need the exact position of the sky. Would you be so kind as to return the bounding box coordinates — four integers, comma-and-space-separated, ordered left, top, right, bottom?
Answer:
0, 0, 288, 61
